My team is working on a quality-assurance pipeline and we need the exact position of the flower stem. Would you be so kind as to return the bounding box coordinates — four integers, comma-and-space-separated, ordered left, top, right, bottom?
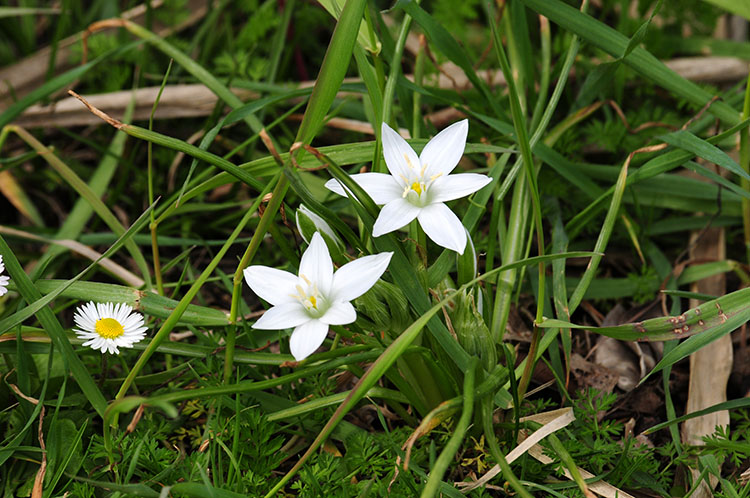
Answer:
114, 177, 277, 404
741, 71, 750, 264
225, 173, 287, 384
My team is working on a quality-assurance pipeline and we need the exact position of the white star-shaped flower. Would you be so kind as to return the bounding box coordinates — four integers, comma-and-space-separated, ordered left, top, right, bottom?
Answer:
244, 232, 393, 361
73, 302, 148, 354
0, 255, 9, 296
325, 120, 491, 254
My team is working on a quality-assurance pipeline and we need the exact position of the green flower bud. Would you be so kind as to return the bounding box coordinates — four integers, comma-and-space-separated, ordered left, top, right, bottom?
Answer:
452, 289, 496, 370
295, 204, 345, 261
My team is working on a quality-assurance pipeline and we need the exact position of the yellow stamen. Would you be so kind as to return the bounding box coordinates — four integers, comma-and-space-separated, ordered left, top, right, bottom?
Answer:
403, 153, 414, 169
95, 318, 124, 339
411, 182, 422, 195
300, 274, 312, 286
309, 296, 318, 308
295, 284, 306, 299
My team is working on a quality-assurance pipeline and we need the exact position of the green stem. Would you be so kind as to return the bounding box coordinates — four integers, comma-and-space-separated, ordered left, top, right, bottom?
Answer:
412, 34, 426, 139
225, 173, 286, 384
378, 3, 416, 172
482, 400, 534, 498
487, 0, 545, 326
741, 71, 750, 264
420, 357, 477, 498
148, 59, 173, 296
114, 178, 277, 403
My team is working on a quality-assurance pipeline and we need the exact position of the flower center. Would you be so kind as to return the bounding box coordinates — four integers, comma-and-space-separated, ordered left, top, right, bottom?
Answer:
292, 275, 327, 318
410, 181, 422, 195
95, 318, 124, 339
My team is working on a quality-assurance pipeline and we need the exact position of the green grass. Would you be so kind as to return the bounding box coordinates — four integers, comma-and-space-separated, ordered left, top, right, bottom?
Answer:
1, 0, 750, 496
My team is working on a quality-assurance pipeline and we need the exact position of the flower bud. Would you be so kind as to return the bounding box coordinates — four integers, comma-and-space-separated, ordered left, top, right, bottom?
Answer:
295, 204, 345, 261
452, 289, 496, 370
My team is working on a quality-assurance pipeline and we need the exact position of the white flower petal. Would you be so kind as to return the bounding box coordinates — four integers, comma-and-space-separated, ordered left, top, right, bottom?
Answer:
417, 203, 467, 254
252, 302, 311, 330
243, 266, 299, 306
429, 173, 492, 203
381, 122, 420, 181
331, 252, 393, 302
325, 173, 402, 205
299, 232, 333, 295
372, 198, 421, 237
289, 320, 329, 361
419, 119, 468, 177
319, 301, 357, 325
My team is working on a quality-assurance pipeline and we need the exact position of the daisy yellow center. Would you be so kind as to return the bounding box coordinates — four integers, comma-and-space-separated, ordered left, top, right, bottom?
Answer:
410, 181, 422, 195
95, 318, 124, 339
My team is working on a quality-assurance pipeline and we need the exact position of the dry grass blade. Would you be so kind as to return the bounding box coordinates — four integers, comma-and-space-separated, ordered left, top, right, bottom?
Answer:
0, 0, 209, 110
680, 166, 732, 497
31, 406, 46, 498
0, 225, 145, 287
14, 55, 746, 128
457, 408, 575, 492
525, 444, 634, 498
0, 169, 44, 226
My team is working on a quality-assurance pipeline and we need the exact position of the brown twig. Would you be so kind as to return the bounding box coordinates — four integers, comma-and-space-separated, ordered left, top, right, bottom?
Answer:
68, 90, 125, 129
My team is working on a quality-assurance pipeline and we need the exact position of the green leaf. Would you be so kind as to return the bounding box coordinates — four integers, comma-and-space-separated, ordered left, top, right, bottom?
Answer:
0, 236, 107, 418
0, 42, 140, 129
25, 280, 229, 326
520, 0, 740, 125
294, 0, 369, 146
0, 203, 156, 334
0, 7, 59, 17
318, 0, 381, 54
660, 129, 750, 181
701, 0, 750, 20
397, 0, 502, 118
538, 285, 750, 381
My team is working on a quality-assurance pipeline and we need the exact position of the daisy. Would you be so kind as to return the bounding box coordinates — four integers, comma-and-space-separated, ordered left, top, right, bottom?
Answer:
0, 255, 9, 296
73, 302, 148, 354
325, 120, 491, 254
244, 232, 393, 361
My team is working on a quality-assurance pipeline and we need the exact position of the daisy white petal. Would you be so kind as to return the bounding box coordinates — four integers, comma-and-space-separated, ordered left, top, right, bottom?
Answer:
299, 232, 333, 295
73, 301, 148, 354
243, 266, 299, 306
0, 276, 8, 296
419, 119, 468, 177
331, 252, 393, 302
429, 173, 492, 203
372, 198, 421, 237
289, 319, 330, 361
325, 173, 402, 205
418, 203, 468, 254
319, 301, 357, 325
381, 122, 420, 181
253, 302, 312, 330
